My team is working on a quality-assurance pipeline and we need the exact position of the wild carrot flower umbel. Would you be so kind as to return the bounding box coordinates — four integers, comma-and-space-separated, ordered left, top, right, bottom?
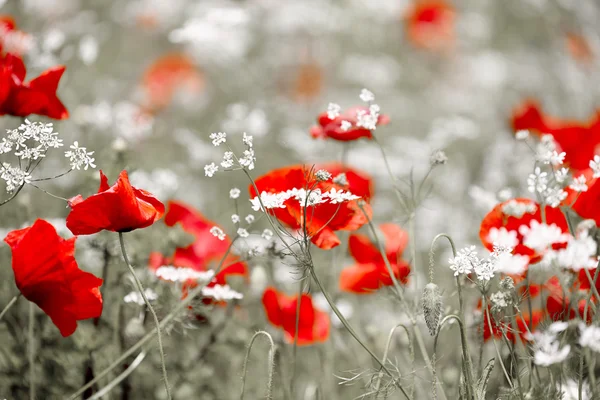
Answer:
3, 219, 103, 337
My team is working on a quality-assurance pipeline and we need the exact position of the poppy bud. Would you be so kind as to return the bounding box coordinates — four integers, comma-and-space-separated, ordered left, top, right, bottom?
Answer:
422, 282, 443, 336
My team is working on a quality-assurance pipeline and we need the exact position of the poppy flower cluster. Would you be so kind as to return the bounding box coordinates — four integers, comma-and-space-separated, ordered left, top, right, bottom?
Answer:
403, 0, 455, 51
262, 287, 330, 345
147, 201, 248, 300
66, 170, 165, 235
309, 106, 390, 142
249, 164, 373, 250
0, 52, 69, 119
511, 100, 600, 171
3, 219, 103, 337
340, 223, 411, 293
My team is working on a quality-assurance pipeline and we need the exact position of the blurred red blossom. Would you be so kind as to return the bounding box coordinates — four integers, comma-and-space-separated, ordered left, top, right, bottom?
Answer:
310, 106, 390, 142
404, 0, 455, 51
249, 164, 372, 250
511, 100, 600, 171
66, 170, 165, 235
262, 287, 330, 345
340, 223, 411, 293
4, 219, 103, 337
0, 53, 68, 119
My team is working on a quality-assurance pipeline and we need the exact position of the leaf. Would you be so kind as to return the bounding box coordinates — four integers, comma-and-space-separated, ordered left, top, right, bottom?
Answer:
475, 358, 495, 400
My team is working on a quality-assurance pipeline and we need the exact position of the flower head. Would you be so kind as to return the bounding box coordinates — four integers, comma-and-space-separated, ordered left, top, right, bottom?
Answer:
66, 170, 165, 235
310, 106, 390, 142
4, 219, 103, 337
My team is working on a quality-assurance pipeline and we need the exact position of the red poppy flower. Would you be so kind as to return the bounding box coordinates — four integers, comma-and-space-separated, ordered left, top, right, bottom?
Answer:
340, 223, 411, 293
481, 305, 542, 343
404, 0, 455, 51
511, 100, 600, 171
309, 106, 390, 142
564, 169, 600, 226
0, 53, 68, 119
66, 170, 165, 235
262, 287, 330, 345
3, 219, 103, 337
148, 201, 248, 298
249, 165, 372, 250
545, 276, 594, 323
314, 162, 374, 200
479, 198, 568, 263
141, 53, 204, 114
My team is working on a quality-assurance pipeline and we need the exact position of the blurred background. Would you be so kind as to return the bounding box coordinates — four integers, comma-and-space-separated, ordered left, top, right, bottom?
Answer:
1, 0, 600, 398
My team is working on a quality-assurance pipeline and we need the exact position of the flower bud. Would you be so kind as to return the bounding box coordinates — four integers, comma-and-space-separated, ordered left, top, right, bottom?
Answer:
422, 282, 443, 336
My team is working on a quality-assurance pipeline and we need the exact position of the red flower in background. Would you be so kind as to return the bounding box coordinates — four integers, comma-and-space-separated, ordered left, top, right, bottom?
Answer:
511, 100, 600, 171
340, 224, 411, 293
0, 53, 68, 119
480, 304, 542, 343
140, 53, 204, 114
148, 201, 248, 295
66, 170, 165, 235
404, 0, 455, 51
310, 106, 390, 141
479, 198, 568, 263
4, 219, 103, 337
314, 162, 374, 200
262, 287, 330, 345
546, 275, 597, 323
565, 169, 600, 226
249, 165, 372, 250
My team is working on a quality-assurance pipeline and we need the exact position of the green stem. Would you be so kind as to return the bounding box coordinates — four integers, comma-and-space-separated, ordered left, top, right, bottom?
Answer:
240, 331, 276, 400
0, 294, 20, 323
483, 296, 514, 389
118, 232, 172, 400
291, 280, 303, 395
87, 351, 147, 400
29, 302, 35, 400
374, 323, 413, 399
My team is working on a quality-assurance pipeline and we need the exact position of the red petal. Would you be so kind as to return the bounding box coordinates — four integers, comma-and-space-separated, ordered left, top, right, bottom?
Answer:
339, 263, 380, 293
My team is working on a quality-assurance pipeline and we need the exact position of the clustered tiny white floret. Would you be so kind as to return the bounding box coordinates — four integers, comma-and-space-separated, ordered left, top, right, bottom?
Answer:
340, 120, 352, 132
204, 162, 219, 177
448, 245, 479, 276
501, 199, 537, 218
519, 220, 569, 254
209, 226, 226, 241
245, 214, 254, 224
490, 291, 508, 309
327, 103, 341, 119
65, 141, 96, 170
515, 129, 529, 140
315, 169, 332, 181
333, 173, 348, 186
221, 151, 234, 169
554, 167, 569, 183
449, 244, 516, 281
569, 175, 588, 192
589, 155, 600, 178
359, 88, 375, 103
237, 227, 249, 238
261, 228, 273, 240
0, 163, 32, 193
209, 131, 227, 146
229, 187, 241, 199
579, 323, 600, 353
231, 214, 240, 223
124, 288, 159, 305
532, 322, 571, 366
486, 227, 519, 249
201, 284, 243, 301
155, 266, 215, 283
249, 187, 360, 212
535, 135, 564, 166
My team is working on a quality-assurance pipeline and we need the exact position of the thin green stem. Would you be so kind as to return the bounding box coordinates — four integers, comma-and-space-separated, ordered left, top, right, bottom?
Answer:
0, 294, 20, 323
483, 296, 514, 389
291, 280, 303, 395
118, 232, 171, 400
29, 302, 35, 400
240, 331, 276, 400
374, 324, 413, 399
87, 351, 147, 400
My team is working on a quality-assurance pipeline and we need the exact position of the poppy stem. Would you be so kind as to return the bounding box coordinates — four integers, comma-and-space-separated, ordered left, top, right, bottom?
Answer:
118, 232, 172, 400
240, 330, 276, 400
28, 302, 36, 400
291, 280, 303, 396
373, 323, 413, 399
0, 294, 21, 323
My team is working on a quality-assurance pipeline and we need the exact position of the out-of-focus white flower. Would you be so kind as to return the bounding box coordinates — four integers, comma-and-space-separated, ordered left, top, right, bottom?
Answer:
590, 155, 600, 178
501, 199, 537, 218
340, 120, 352, 132
261, 229, 273, 240
359, 88, 375, 102
486, 227, 519, 249
231, 214, 240, 223
569, 175, 588, 192
554, 167, 569, 183
245, 214, 254, 224
449, 246, 479, 276
532, 322, 571, 366
209, 132, 227, 146
315, 169, 332, 181
515, 130, 529, 140
558, 379, 591, 400
155, 266, 215, 283
79, 35, 99, 65
327, 103, 341, 119
237, 227, 249, 238
519, 220, 569, 254
579, 323, 600, 353
554, 232, 598, 271
204, 162, 219, 177
229, 187, 241, 199
201, 284, 243, 301
124, 288, 158, 305
210, 226, 226, 241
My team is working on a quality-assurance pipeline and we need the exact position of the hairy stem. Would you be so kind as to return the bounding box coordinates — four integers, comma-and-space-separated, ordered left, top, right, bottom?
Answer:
29, 302, 35, 400
374, 323, 413, 399
118, 232, 171, 400
240, 331, 276, 400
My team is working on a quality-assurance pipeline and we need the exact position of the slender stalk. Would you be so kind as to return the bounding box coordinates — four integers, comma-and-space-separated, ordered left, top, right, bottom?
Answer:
483, 296, 514, 389
29, 302, 35, 400
87, 351, 147, 400
0, 294, 20, 323
455, 277, 475, 393
240, 331, 276, 400
308, 265, 410, 400
68, 237, 238, 399
118, 232, 171, 400
0, 183, 25, 207
291, 280, 303, 395
373, 323, 413, 399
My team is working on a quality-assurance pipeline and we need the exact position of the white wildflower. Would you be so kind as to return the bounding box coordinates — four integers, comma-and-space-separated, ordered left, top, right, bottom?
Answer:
555, 232, 598, 271
515, 130, 529, 140
315, 169, 332, 181
590, 155, 600, 178
486, 227, 519, 249
449, 246, 479, 276
359, 88, 375, 102
209, 226, 226, 241
558, 379, 591, 400
124, 288, 158, 305
239, 148, 255, 170
533, 324, 571, 366
231, 214, 240, 224
245, 214, 255, 224
333, 173, 348, 186
579, 323, 600, 353
229, 187, 241, 199
490, 292, 508, 309
209, 132, 227, 146
155, 266, 215, 283
519, 220, 569, 253
340, 120, 352, 132
65, 141, 96, 170
261, 229, 273, 240
430, 149, 448, 166
494, 253, 529, 275
0, 163, 32, 192
543, 186, 568, 208
242, 132, 253, 148
569, 175, 588, 192
325, 188, 360, 204
501, 200, 537, 218
221, 151, 234, 169
237, 227, 249, 238
204, 162, 219, 177
201, 284, 243, 301
527, 167, 548, 193
327, 103, 341, 119
554, 167, 569, 183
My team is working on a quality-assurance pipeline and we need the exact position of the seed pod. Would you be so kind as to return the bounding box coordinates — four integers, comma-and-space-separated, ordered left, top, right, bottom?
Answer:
422, 282, 443, 336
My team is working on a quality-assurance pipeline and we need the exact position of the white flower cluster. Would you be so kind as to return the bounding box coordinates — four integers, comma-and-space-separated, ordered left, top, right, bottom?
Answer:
1, 120, 62, 160
327, 103, 341, 119
449, 244, 516, 281
590, 155, 600, 178
579, 323, 600, 353
356, 104, 380, 131
501, 199, 537, 218
204, 132, 255, 177
527, 167, 567, 207
535, 135, 565, 166
538, 230, 598, 272
519, 220, 569, 254
250, 187, 361, 212
124, 288, 159, 305
64, 141, 96, 170
155, 266, 215, 283
569, 175, 588, 193
202, 284, 243, 301
531, 322, 570, 366
210, 226, 226, 241
0, 163, 32, 192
